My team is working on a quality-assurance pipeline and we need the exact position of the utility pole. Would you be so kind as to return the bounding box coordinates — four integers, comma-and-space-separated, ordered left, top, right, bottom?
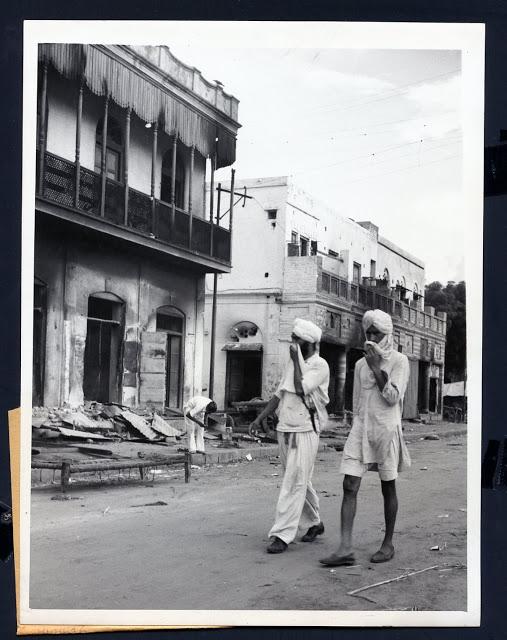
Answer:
209, 169, 244, 401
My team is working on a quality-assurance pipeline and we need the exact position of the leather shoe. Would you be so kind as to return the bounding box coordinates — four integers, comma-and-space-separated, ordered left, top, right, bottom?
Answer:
301, 522, 325, 542
266, 536, 288, 554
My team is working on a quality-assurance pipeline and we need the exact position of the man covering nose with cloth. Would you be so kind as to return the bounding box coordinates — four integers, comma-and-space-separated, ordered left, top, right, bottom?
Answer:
251, 318, 330, 554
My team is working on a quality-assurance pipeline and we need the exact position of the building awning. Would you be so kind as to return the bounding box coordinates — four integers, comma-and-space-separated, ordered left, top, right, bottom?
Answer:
222, 343, 263, 351
39, 44, 236, 168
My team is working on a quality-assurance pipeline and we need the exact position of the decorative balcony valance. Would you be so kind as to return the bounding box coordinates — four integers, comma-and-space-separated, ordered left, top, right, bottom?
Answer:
39, 43, 236, 168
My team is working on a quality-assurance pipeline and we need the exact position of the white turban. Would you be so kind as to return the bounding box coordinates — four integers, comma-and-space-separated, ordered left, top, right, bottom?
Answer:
362, 309, 394, 359
362, 309, 393, 335
292, 318, 322, 344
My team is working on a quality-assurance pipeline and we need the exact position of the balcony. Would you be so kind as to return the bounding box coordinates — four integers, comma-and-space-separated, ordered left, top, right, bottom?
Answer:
319, 271, 446, 335
36, 151, 231, 269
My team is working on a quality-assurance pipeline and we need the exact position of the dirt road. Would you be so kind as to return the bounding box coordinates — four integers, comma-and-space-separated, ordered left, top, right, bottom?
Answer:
29, 436, 467, 611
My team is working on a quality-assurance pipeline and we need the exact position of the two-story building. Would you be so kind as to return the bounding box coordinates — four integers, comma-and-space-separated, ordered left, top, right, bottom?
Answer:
203, 176, 446, 420
33, 43, 240, 410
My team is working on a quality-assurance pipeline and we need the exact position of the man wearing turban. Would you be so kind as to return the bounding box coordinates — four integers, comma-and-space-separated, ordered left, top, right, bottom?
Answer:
320, 309, 411, 567
251, 318, 330, 554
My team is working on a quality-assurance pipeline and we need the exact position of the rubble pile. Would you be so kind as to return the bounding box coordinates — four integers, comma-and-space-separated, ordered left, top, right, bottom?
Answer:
32, 403, 186, 444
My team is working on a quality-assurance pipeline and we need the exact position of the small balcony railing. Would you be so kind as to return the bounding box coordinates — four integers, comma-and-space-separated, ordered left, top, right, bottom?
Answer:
318, 271, 445, 335
37, 151, 231, 264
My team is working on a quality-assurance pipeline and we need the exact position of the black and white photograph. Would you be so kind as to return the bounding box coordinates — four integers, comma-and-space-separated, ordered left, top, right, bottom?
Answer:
19, 20, 483, 627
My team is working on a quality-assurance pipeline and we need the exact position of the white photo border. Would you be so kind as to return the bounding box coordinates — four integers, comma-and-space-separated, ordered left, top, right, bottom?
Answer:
20, 19, 484, 627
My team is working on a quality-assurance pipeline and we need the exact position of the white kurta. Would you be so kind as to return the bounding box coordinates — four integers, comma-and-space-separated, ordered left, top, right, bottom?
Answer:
341, 351, 411, 479
183, 396, 212, 453
268, 352, 330, 543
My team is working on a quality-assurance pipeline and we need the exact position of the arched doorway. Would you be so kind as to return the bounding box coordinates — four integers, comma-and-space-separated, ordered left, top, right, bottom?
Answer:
83, 292, 125, 403
156, 306, 185, 409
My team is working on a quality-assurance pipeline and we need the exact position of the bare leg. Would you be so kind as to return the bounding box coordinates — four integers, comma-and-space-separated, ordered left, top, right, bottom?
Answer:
334, 475, 361, 555
377, 479, 398, 553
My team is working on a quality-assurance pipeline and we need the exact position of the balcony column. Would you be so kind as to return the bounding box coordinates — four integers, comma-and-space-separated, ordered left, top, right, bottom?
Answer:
74, 78, 84, 208
99, 95, 109, 218
38, 62, 48, 196
151, 121, 158, 235
188, 145, 194, 249
336, 347, 347, 415
209, 153, 216, 257
123, 107, 131, 225
170, 134, 177, 235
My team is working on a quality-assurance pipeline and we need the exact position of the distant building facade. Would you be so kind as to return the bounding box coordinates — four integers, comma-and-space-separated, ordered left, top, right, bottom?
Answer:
204, 177, 446, 419
33, 44, 240, 409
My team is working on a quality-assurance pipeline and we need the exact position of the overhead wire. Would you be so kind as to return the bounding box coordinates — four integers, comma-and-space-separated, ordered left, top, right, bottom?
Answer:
310, 68, 461, 114
290, 131, 462, 175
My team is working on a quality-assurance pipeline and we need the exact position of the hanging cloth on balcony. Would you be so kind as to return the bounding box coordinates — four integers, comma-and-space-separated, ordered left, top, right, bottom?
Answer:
38, 43, 236, 168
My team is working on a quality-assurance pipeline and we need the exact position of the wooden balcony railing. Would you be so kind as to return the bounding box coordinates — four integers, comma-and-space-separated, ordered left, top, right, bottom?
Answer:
318, 270, 445, 335
37, 151, 231, 264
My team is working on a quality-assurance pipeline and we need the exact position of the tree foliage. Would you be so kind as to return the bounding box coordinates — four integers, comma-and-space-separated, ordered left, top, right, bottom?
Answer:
424, 281, 466, 382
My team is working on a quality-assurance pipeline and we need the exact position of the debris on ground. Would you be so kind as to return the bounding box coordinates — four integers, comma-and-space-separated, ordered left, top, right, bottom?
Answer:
129, 501, 168, 508
430, 545, 440, 551
420, 466, 428, 471
151, 413, 184, 439
58, 426, 112, 440
245, 454, 253, 461
120, 411, 159, 440
424, 434, 440, 441
347, 565, 440, 596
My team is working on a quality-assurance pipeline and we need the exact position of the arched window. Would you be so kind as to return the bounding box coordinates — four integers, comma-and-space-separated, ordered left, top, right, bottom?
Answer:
94, 116, 123, 181
383, 268, 390, 283
156, 306, 185, 409
160, 147, 186, 210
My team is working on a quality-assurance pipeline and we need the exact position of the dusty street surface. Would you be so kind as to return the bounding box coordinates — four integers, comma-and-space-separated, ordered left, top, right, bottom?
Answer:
29, 435, 467, 611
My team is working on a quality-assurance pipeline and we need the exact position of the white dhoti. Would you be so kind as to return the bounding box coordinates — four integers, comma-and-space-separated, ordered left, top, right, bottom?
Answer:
187, 422, 205, 454
268, 430, 321, 544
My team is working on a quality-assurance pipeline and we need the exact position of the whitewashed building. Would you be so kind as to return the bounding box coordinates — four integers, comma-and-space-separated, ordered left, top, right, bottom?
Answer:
203, 176, 446, 419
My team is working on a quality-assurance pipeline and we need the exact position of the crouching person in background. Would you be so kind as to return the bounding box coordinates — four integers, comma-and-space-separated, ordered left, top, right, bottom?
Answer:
183, 396, 217, 455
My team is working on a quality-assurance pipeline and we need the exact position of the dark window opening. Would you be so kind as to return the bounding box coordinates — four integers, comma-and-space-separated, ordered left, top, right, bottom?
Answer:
300, 236, 309, 256
266, 209, 277, 220
94, 116, 123, 182
353, 262, 361, 284
291, 231, 298, 244
310, 240, 318, 256
161, 148, 186, 210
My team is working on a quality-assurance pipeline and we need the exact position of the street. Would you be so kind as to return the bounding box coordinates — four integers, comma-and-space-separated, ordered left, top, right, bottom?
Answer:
29, 434, 467, 612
